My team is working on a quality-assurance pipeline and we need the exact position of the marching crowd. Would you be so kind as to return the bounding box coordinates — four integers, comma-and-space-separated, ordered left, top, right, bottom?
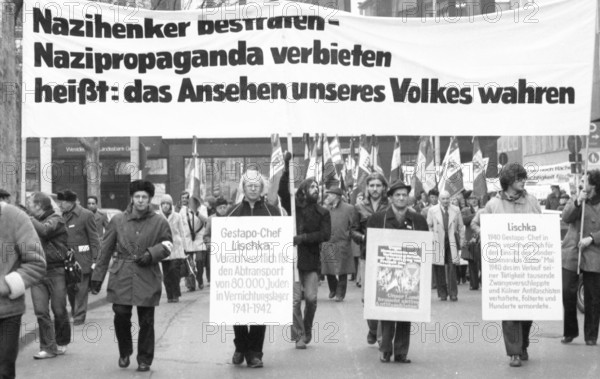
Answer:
1, 159, 600, 377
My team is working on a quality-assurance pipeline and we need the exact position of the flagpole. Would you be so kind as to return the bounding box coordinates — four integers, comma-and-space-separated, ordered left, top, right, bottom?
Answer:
287, 134, 300, 283
577, 129, 591, 275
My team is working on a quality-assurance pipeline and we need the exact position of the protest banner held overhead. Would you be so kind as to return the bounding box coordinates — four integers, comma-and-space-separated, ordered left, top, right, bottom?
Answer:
21, 0, 596, 138
364, 228, 433, 323
480, 213, 563, 321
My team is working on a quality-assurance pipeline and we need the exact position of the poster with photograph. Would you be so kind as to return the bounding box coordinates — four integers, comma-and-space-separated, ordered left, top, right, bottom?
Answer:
364, 228, 434, 322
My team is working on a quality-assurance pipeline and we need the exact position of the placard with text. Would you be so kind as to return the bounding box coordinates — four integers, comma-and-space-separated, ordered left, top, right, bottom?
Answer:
480, 213, 562, 320
364, 228, 433, 323
210, 216, 293, 325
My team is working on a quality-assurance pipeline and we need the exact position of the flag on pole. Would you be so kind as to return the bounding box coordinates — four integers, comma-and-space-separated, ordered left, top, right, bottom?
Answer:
267, 134, 285, 205
438, 137, 464, 197
472, 137, 488, 199
412, 137, 436, 197
186, 136, 205, 201
322, 134, 339, 186
356, 135, 372, 192
345, 137, 356, 189
303, 133, 311, 161
330, 136, 344, 165
390, 136, 403, 183
371, 135, 384, 175
306, 134, 322, 181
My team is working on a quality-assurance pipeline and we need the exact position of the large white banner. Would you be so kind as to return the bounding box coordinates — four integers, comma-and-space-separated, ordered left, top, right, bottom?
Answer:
210, 216, 294, 325
22, 0, 596, 137
480, 213, 562, 321
364, 228, 433, 323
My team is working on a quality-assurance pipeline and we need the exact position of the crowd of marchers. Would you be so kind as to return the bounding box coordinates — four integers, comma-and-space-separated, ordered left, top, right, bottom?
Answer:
1, 160, 599, 377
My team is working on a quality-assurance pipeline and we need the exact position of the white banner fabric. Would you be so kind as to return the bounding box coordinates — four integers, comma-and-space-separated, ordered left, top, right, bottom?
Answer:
22, 0, 596, 137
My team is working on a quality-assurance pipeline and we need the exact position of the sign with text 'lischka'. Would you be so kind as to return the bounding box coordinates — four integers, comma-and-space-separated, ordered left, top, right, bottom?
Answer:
364, 228, 433, 323
21, 0, 596, 137
210, 216, 293, 325
480, 214, 562, 321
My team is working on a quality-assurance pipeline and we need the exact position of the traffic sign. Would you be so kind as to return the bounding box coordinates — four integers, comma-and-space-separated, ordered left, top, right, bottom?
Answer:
569, 153, 582, 162
567, 135, 583, 154
589, 152, 600, 164
498, 153, 508, 165
590, 123, 600, 148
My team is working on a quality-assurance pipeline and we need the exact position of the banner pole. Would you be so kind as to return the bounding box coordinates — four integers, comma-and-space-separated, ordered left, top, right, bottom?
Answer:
287, 134, 299, 283
577, 129, 591, 275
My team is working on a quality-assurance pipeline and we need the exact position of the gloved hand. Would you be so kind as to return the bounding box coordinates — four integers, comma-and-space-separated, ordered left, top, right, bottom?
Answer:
283, 151, 292, 171
0, 278, 10, 297
90, 280, 102, 295
161, 241, 173, 252
134, 251, 153, 267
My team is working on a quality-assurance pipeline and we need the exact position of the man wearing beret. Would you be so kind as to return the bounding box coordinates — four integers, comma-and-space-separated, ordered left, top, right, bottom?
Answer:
91, 180, 172, 372
366, 180, 428, 364
57, 190, 99, 326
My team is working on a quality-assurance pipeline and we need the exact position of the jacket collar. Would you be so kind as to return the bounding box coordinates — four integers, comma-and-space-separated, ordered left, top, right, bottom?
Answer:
37, 208, 55, 221
364, 197, 389, 212
63, 204, 81, 218
385, 206, 416, 230
124, 204, 155, 221
499, 190, 528, 203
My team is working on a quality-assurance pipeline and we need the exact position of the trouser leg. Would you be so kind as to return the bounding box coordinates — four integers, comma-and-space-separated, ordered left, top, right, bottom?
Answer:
562, 268, 579, 338
113, 304, 134, 358
583, 271, 600, 341
0, 315, 22, 379
336, 275, 348, 299
136, 306, 155, 366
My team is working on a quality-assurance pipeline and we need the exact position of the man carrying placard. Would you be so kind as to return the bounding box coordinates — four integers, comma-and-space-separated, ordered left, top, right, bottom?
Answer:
472, 163, 541, 368
366, 180, 428, 363
226, 170, 281, 368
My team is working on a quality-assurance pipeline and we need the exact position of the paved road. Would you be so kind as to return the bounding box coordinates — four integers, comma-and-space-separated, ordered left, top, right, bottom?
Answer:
15, 280, 599, 378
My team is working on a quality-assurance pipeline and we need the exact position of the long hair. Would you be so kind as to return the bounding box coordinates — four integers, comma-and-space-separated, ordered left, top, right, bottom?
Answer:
296, 178, 317, 207
499, 163, 527, 191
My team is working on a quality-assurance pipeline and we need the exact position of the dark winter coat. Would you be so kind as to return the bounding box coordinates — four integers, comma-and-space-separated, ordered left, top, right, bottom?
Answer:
352, 197, 390, 259
227, 197, 281, 218
321, 201, 357, 275
62, 204, 100, 274
92, 205, 172, 307
365, 206, 429, 256
561, 197, 600, 273
0, 203, 46, 319
295, 200, 331, 272
30, 209, 68, 269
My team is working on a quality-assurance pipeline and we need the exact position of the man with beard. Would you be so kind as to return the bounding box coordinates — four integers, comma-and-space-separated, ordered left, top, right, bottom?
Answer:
57, 190, 99, 325
351, 172, 389, 345
27, 192, 71, 359
472, 163, 541, 368
290, 178, 331, 349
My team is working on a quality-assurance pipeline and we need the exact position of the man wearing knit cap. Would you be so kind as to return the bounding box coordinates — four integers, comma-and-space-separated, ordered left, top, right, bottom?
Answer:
91, 180, 172, 372
57, 190, 99, 325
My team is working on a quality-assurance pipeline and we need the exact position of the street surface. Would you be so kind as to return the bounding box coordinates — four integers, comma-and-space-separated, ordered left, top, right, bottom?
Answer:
16, 281, 599, 378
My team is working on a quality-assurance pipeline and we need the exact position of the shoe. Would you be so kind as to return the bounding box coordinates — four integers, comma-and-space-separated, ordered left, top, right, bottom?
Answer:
56, 345, 67, 355
137, 363, 150, 372
295, 339, 307, 349
118, 355, 130, 368
304, 332, 312, 345
73, 319, 85, 326
199, 284, 204, 290
335, 296, 343, 302
367, 332, 377, 345
450, 296, 458, 302
379, 352, 391, 363
247, 357, 263, 368
329, 291, 336, 299
440, 297, 447, 301
509, 355, 522, 367
561, 336, 575, 344
232, 352, 244, 365
188, 288, 195, 292
585, 340, 597, 346
33, 351, 57, 359
357, 283, 362, 288
172, 298, 179, 303
395, 354, 411, 363
520, 348, 528, 361
167, 299, 173, 303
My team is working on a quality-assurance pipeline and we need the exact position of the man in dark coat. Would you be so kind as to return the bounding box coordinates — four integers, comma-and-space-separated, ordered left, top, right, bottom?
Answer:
91, 180, 172, 372
350, 172, 389, 345
27, 192, 71, 359
321, 187, 357, 302
57, 190, 99, 325
226, 170, 281, 368
367, 180, 428, 364
291, 178, 331, 349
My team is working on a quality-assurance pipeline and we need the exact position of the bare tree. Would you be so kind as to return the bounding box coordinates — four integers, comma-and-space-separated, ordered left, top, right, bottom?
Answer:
78, 138, 102, 206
